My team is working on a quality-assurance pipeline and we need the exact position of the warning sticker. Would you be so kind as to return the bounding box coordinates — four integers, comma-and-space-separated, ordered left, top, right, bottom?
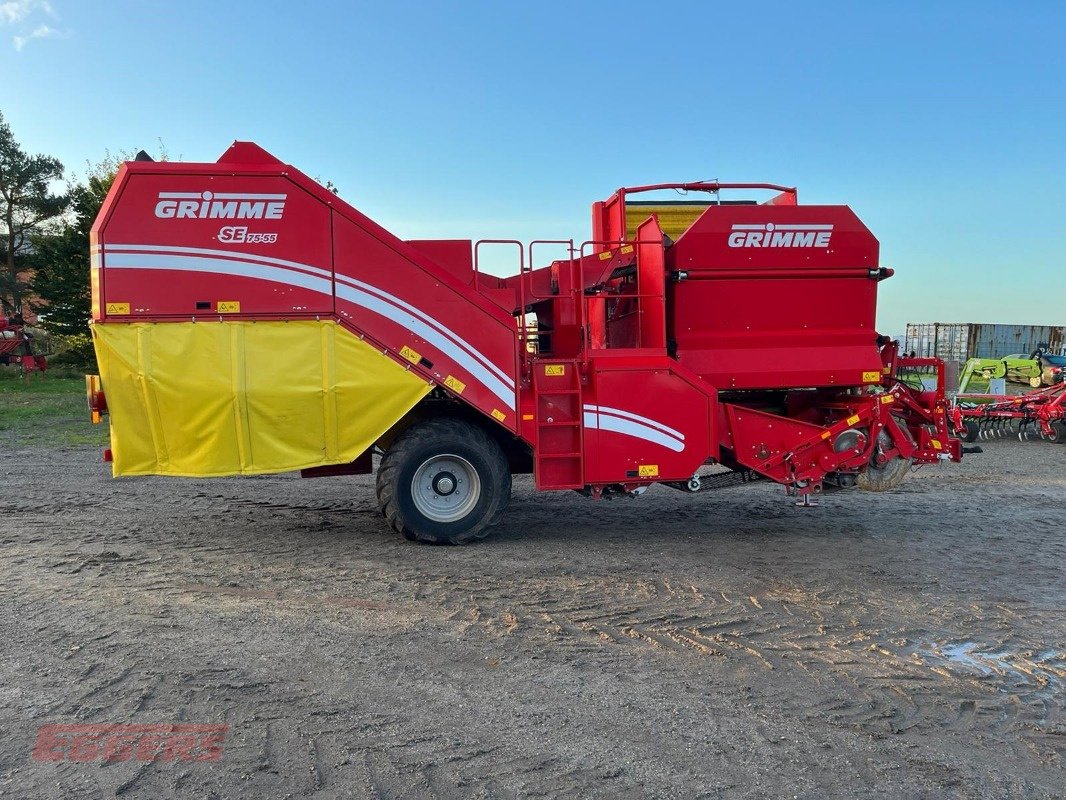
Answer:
217, 301, 241, 313
491, 409, 506, 422
400, 345, 421, 364
638, 464, 659, 477
444, 375, 466, 394
544, 364, 565, 377
106, 302, 130, 315
862, 371, 881, 383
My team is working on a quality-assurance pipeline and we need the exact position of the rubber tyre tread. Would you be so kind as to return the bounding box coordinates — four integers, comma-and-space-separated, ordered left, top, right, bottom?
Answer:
856, 456, 911, 492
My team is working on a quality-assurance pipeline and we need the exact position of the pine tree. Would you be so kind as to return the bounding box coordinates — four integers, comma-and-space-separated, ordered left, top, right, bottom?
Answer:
0, 110, 68, 317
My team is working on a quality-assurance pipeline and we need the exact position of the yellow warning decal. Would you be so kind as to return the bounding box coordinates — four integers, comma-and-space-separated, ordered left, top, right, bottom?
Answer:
444, 375, 466, 394
846, 414, 861, 426
491, 409, 506, 422
882, 366, 892, 375
598, 250, 613, 261
862, 371, 881, 383
620, 245, 634, 255
544, 364, 565, 377
638, 464, 659, 477
399, 345, 421, 364
106, 302, 130, 315
881, 394, 894, 404
521, 413, 534, 421
217, 301, 241, 313
931, 439, 942, 450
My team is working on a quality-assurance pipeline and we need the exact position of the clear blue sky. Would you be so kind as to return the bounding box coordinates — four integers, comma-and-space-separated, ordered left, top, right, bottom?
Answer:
2, 0, 1063, 334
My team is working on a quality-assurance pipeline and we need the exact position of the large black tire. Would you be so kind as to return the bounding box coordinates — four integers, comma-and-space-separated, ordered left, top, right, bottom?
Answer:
1048, 421, 1066, 444
962, 419, 981, 443
376, 417, 511, 544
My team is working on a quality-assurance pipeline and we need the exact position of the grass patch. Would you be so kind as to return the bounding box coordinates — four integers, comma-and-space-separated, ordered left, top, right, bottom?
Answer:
0, 369, 109, 448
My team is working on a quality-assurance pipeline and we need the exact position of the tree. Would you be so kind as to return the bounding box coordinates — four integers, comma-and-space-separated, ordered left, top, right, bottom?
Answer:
0, 110, 68, 317
30, 165, 115, 335
31, 149, 167, 368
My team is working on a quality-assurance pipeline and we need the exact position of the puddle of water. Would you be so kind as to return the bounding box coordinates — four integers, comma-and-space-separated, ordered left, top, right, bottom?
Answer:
914, 640, 1065, 689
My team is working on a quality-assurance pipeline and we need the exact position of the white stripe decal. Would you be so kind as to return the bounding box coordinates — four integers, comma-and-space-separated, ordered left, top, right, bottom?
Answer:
584, 404, 685, 443
107, 244, 514, 391
337, 275, 514, 390
583, 410, 685, 453
106, 253, 331, 293
106, 244, 334, 278
103, 251, 516, 410
333, 282, 514, 408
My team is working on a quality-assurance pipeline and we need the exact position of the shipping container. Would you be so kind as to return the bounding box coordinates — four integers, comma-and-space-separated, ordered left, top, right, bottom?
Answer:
904, 323, 1066, 363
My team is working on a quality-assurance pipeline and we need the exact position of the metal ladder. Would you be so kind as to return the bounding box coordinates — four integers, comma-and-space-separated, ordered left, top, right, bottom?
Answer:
532, 359, 584, 490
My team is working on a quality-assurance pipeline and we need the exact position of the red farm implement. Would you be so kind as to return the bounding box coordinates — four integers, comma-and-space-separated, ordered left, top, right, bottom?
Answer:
85, 143, 961, 543
954, 383, 1066, 444
0, 317, 46, 373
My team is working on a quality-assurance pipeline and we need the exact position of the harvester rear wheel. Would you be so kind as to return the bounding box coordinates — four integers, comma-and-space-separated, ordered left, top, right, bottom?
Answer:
856, 430, 911, 492
376, 417, 511, 544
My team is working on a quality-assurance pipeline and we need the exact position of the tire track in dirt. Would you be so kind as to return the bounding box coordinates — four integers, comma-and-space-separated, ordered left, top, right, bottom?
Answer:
3, 440, 1064, 796
407, 568, 1064, 761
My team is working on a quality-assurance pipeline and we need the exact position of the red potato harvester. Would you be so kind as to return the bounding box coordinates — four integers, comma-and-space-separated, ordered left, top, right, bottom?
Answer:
86, 143, 961, 544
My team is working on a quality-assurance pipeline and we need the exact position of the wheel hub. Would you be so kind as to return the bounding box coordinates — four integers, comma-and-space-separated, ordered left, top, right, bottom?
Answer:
411, 455, 482, 523
433, 472, 457, 495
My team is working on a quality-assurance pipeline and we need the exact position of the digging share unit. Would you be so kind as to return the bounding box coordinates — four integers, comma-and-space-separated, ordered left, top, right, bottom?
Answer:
85, 143, 961, 543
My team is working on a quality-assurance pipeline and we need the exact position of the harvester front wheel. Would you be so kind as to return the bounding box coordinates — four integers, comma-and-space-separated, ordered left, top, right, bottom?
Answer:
376, 417, 511, 544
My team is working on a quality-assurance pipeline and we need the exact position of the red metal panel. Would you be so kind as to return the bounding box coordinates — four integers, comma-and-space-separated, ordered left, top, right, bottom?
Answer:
405, 240, 473, 285
667, 204, 882, 390
634, 216, 666, 351
582, 356, 712, 484
671, 204, 878, 271
332, 212, 519, 427
670, 276, 882, 389
96, 171, 334, 318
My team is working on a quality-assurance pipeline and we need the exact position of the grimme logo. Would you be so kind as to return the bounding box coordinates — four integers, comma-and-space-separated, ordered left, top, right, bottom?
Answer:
728, 222, 833, 248
155, 191, 286, 220
32, 723, 229, 763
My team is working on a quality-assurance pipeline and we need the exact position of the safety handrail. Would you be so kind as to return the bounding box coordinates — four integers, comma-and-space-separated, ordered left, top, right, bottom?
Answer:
618, 181, 797, 196
577, 238, 666, 358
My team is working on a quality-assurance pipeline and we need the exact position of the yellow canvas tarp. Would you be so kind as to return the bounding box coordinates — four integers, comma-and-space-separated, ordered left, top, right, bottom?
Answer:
91, 320, 431, 478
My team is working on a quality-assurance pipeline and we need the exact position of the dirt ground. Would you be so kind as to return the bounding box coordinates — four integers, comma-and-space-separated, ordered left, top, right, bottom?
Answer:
0, 418, 1063, 798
